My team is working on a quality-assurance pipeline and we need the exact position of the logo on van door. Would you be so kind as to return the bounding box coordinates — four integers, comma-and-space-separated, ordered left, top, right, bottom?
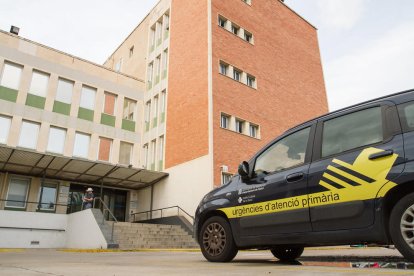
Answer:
220, 147, 398, 219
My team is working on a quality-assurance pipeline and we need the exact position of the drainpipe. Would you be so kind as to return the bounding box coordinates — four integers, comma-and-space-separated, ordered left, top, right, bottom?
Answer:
150, 185, 154, 220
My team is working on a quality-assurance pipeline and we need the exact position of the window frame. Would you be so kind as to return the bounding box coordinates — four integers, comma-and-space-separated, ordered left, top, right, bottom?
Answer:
233, 68, 241, 81
0, 115, 12, 144
252, 126, 314, 178
46, 126, 66, 154
0, 61, 23, 90
18, 120, 40, 149
312, 103, 394, 162
73, 132, 91, 159
235, 118, 244, 133
38, 181, 59, 212
249, 124, 315, 179
221, 114, 230, 129
5, 176, 31, 209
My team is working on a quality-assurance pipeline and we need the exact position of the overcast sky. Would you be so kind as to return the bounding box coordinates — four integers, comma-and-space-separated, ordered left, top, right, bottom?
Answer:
1, 0, 413, 111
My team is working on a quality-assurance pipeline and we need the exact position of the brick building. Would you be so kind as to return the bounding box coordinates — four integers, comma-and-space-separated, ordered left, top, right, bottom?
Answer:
0, 0, 327, 229
104, 0, 327, 217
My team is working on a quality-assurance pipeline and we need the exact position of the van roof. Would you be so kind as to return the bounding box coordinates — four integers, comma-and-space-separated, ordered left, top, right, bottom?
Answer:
286, 88, 414, 134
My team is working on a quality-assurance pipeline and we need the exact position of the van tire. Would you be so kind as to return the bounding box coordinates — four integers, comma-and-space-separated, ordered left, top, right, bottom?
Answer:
270, 246, 304, 261
199, 216, 238, 262
390, 193, 414, 263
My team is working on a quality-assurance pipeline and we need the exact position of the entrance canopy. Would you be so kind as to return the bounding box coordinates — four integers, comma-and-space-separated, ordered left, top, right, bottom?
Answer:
0, 146, 168, 189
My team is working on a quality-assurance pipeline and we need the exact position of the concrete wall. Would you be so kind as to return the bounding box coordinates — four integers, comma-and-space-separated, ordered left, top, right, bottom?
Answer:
151, 155, 213, 216
66, 209, 107, 249
0, 210, 107, 249
0, 210, 67, 248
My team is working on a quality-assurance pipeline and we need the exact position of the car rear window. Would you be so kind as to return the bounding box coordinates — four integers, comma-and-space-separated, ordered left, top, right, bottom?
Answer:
398, 102, 414, 132
322, 107, 383, 158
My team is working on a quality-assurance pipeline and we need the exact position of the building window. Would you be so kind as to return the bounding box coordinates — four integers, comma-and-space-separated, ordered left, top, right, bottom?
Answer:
158, 136, 164, 163
0, 115, 11, 144
103, 92, 117, 115
236, 119, 244, 133
220, 62, 229, 75
221, 172, 233, 185
129, 46, 134, 57
153, 96, 159, 120
56, 78, 74, 104
5, 177, 30, 208
47, 127, 66, 154
150, 26, 156, 49
119, 142, 133, 165
18, 121, 40, 149
249, 124, 258, 138
123, 98, 137, 121
73, 132, 90, 159
160, 90, 167, 113
38, 182, 58, 211
143, 144, 149, 169
80, 86, 96, 110
151, 140, 156, 169
29, 70, 49, 97
115, 58, 123, 72
231, 24, 240, 35
244, 31, 253, 43
218, 16, 227, 28
147, 62, 154, 87
221, 114, 230, 129
0, 62, 23, 90
247, 75, 256, 88
233, 69, 241, 81
163, 49, 168, 75
155, 55, 161, 81
98, 137, 113, 162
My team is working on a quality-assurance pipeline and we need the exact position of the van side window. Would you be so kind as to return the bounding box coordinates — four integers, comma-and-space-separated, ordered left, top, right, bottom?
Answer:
254, 127, 310, 175
398, 102, 414, 132
322, 107, 383, 158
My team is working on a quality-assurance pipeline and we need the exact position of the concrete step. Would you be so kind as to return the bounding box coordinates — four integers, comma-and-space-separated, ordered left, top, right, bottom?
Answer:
114, 222, 198, 249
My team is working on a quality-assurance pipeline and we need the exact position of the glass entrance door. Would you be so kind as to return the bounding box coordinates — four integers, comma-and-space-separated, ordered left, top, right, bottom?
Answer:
67, 184, 127, 221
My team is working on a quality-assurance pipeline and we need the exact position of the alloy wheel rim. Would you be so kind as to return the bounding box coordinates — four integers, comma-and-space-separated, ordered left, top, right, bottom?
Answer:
202, 222, 226, 256
401, 204, 414, 249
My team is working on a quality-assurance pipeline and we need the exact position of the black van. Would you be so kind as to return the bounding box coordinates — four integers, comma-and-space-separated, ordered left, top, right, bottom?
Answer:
194, 89, 414, 262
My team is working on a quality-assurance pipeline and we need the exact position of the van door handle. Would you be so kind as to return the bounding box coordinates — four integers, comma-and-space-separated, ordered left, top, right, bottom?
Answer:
286, 172, 304, 183
369, 149, 394, 160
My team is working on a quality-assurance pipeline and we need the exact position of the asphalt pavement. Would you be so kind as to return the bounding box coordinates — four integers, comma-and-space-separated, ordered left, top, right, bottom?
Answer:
0, 247, 412, 276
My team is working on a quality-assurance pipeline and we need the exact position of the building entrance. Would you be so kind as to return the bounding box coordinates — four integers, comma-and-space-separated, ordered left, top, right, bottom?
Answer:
67, 184, 127, 222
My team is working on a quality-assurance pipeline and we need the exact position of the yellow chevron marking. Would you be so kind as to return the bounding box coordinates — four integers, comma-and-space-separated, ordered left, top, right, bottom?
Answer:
319, 180, 339, 190
323, 172, 355, 189
327, 165, 369, 185
220, 147, 398, 219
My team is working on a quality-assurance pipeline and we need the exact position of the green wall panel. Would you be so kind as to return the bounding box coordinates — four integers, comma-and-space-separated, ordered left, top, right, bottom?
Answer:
78, 107, 94, 121
0, 86, 18, 102
53, 101, 71, 115
26, 93, 46, 109
122, 119, 136, 132
101, 113, 116, 127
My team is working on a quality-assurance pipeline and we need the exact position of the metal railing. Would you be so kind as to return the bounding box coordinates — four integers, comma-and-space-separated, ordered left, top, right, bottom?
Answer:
0, 198, 79, 212
131, 205, 194, 225
92, 197, 118, 243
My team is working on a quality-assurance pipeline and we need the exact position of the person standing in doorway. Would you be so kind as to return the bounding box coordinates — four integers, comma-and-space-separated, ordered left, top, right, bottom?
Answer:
83, 188, 95, 209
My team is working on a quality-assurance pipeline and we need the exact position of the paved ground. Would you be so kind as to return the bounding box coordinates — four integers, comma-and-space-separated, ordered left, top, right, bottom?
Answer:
0, 247, 412, 276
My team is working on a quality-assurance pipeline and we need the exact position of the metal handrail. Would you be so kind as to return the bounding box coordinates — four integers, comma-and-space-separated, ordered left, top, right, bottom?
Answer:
92, 197, 118, 243
0, 198, 79, 211
131, 205, 194, 224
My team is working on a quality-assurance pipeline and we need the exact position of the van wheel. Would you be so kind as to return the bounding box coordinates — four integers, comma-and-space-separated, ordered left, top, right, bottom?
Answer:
271, 246, 304, 261
390, 193, 414, 263
199, 216, 238, 262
